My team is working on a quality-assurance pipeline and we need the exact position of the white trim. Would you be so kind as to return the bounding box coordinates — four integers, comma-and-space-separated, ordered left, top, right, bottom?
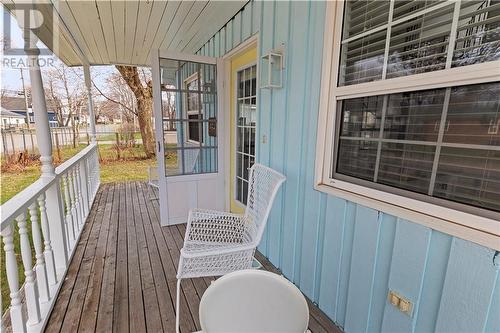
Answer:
314, 0, 500, 250
334, 60, 500, 99
151, 49, 169, 226
222, 34, 259, 211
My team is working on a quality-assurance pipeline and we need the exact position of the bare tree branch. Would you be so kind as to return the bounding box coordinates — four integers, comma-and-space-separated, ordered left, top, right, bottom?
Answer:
91, 78, 134, 113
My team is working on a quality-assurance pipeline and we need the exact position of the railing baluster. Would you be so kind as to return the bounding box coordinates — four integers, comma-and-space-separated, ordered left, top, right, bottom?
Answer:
38, 192, 58, 286
1, 143, 99, 331
2, 222, 26, 332
68, 168, 80, 233
29, 201, 50, 303
86, 156, 93, 201
79, 158, 90, 217
89, 153, 94, 196
62, 173, 75, 246
92, 147, 100, 196
75, 164, 85, 226
17, 212, 41, 325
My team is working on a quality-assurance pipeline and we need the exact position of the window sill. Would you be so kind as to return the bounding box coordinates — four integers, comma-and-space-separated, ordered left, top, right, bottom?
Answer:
314, 181, 500, 251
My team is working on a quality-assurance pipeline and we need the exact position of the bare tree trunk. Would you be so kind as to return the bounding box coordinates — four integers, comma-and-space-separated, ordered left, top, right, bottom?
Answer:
137, 97, 155, 157
115, 65, 155, 158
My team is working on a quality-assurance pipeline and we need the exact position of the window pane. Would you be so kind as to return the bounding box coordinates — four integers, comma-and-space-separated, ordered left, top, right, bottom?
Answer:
188, 114, 202, 143
392, 1, 447, 21
160, 58, 217, 177
378, 143, 435, 194
339, 29, 387, 86
338, 1, 500, 88
452, 0, 500, 67
334, 82, 500, 216
342, 1, 390, 39
384, 89, 445, 141
337, 139, 378, 181
443, 82, 500, 146
235, 65, 257, 205
387, 4, 454, 79
434, 147, 500, 211
340, 96, 383, 138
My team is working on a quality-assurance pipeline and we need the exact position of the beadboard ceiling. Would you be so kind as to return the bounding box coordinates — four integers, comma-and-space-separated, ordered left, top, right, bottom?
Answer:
3, 1, 247, 66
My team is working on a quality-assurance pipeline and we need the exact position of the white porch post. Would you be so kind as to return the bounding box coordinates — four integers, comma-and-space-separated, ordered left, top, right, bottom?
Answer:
27, 32, 68, 273
83, 65, 97, 143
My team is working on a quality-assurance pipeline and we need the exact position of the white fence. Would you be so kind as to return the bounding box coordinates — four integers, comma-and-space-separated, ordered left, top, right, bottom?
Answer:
0, 143, 100, 332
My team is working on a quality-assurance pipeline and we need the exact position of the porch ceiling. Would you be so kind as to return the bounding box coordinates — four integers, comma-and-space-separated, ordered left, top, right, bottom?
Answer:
4, 1, 247, 67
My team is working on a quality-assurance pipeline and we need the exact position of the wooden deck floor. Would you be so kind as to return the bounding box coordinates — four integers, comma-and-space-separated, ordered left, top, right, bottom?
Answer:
45, 182, 341, 333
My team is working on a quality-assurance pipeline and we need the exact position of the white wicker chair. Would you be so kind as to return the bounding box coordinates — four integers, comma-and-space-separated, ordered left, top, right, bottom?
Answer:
175, 163, 286, 333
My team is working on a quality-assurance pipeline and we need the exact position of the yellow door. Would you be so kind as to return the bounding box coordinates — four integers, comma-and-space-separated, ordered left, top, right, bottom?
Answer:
229, 46, 257, 213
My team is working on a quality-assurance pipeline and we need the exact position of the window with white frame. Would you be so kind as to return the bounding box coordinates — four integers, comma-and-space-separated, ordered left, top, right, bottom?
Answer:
318, 0, 500, 223
185, 73, 203, 143
235, 64, 257, 205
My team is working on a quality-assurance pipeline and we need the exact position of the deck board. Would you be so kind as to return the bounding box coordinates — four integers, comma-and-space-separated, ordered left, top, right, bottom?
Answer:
45, 182, 342, 333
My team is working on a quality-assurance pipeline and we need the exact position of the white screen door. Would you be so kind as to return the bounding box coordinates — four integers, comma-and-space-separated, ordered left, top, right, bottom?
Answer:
152, 50, 225, 226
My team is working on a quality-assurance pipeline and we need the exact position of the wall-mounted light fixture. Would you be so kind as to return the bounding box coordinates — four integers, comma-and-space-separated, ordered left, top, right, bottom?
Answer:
260, 49, 284, 89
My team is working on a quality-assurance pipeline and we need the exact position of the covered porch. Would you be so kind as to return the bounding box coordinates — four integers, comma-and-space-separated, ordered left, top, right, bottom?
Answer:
3, 182, 339, 333
2, 0, 500, 332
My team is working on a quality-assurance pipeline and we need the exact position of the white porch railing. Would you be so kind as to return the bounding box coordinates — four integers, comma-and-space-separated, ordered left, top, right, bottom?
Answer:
0, 142, 100, 332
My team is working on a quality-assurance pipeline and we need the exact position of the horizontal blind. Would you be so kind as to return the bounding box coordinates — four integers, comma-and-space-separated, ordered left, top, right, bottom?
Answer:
336, 81, 500, 213
453, 0, 500, 66
339, 0, 500, 86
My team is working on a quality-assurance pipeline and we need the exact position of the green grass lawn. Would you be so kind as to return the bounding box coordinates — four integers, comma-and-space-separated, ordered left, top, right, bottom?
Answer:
0, 143, 164, 313
96, 132, 142, 142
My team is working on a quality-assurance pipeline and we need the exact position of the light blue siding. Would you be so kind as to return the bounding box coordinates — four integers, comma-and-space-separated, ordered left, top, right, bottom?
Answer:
197, 1, 500, 331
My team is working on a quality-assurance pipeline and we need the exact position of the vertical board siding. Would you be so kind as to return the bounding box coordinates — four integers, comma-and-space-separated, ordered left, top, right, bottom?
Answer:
197, 1, 500, 332
381, 220, 431, 332
367, 213, 397, 333
435, 239, 499, 332
344, 207, 381, 333
414, 231, 452, 333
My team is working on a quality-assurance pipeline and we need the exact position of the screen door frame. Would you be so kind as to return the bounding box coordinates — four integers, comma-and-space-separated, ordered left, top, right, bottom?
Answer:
151, 49, 226, 226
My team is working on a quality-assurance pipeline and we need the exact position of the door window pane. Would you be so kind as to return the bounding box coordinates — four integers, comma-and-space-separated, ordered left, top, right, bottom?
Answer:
159, 58, 217, 176
235, 64, 257, 205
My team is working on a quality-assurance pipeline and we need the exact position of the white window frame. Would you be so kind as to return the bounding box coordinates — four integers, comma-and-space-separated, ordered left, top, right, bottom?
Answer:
234, 62, 258, 206
184, 72, 203, 144
315, 0, 500, 250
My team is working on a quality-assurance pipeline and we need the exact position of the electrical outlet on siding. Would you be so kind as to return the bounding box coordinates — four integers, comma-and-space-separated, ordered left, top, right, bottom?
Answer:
388, 290, 413, 317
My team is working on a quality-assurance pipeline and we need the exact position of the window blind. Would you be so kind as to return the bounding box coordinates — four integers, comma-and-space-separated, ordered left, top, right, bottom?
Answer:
339, 0, 500, 86
336, 81, 500, 213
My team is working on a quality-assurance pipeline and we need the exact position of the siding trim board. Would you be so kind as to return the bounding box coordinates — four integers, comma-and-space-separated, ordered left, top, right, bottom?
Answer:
197, 1, 500, 332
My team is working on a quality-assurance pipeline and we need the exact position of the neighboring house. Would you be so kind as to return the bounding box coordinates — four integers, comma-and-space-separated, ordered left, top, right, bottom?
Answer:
1, 96, 59, 127
0, 106, 25, 128
1, 96, 28, 128
1, 1, 499, 333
